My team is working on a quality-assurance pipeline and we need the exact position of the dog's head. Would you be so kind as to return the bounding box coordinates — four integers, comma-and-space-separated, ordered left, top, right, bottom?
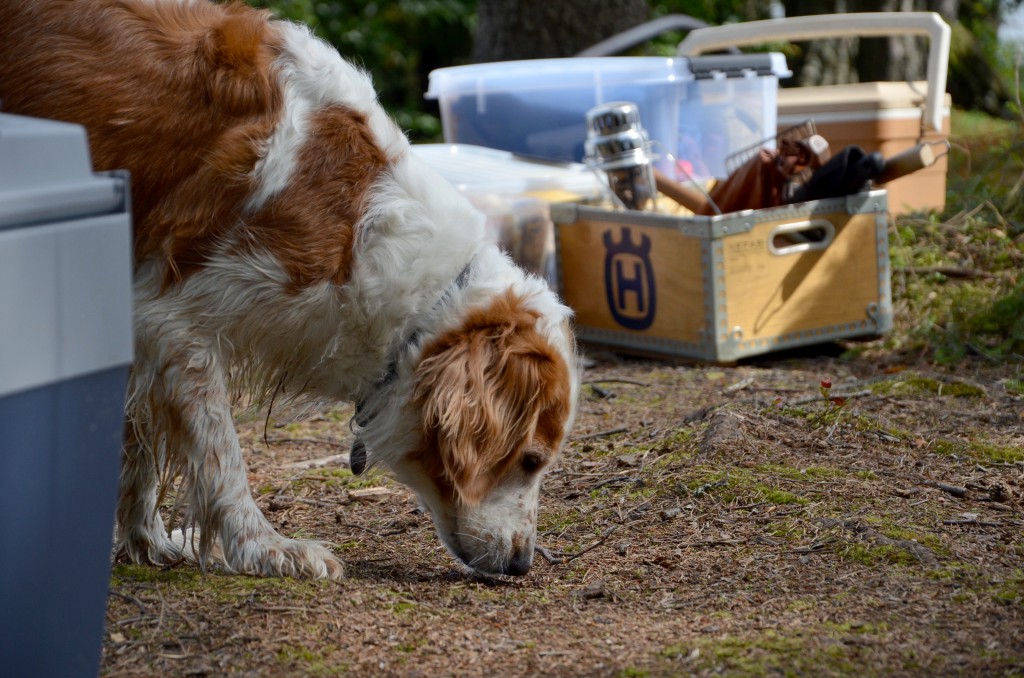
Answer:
385, 287, 577, 576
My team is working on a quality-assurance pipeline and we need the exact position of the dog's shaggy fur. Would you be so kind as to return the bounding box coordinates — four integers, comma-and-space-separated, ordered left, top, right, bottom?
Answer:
0, 0, 579, 579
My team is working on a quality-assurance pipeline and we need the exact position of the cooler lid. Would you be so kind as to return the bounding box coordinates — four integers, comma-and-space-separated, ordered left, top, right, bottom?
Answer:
0, 114, 125, 229
0, 113, 133, 399
777, 81, 943, 114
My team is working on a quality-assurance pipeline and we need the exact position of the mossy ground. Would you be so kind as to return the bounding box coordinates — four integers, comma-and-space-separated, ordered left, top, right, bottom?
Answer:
101, 110, 1024, 676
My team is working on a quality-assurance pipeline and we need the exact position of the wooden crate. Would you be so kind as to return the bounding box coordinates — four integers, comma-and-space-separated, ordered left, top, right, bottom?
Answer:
551, 190, 892, 363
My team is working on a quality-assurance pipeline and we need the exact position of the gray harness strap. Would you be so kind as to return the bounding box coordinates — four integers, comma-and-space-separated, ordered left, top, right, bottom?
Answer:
349, 258, 475, 474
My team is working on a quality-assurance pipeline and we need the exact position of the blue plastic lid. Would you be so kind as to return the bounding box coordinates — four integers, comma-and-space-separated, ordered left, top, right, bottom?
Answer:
426, 57, 693, 99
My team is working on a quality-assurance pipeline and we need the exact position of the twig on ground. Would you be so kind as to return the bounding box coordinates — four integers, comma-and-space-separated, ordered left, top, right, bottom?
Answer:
575, 426, 629, 441
268, 495, 337, 509
784, 389, 873, 407
895, 266, 996, 279
942, 519, 1004, 527
786, 541, 832, 554
536, 524, 623, 565
265, 436, 342, 448
677, 538, 747, 548
724, 376, 755, 393
728, 502, 769, 511
534, 545, 563, 565
337, 523, 385, 538
281, 452, 349, 470
929, 481, 968, 498
590, 475, 639, 490
109, 588, 152, 617
583, 378, 649, 387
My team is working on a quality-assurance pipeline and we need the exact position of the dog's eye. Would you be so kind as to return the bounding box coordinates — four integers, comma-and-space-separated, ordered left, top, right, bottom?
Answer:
521, 451, 545, 474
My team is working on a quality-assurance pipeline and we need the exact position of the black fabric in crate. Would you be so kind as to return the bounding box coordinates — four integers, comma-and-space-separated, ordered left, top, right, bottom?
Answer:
790, 145, 885, 204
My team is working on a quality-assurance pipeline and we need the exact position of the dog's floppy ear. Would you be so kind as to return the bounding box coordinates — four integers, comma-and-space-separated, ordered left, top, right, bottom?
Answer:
413, 294, 570, 505
197, 4, 279, 115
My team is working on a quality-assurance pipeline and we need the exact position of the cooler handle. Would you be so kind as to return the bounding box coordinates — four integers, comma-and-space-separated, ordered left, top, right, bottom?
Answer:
677, 12, 950, 134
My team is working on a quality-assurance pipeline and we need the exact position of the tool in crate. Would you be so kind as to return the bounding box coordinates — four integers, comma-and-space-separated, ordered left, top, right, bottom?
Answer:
654, 118, 948, 216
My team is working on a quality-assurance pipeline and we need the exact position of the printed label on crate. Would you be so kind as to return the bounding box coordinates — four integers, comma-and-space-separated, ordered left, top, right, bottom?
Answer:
602, 228, 656, 330
558, 220, 706, 344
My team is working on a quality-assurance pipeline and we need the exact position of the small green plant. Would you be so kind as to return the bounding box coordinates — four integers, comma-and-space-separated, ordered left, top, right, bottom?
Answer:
813, 379, 848, 427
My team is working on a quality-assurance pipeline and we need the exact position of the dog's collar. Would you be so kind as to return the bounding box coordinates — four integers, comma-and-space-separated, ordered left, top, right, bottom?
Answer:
349, 257, 476, 474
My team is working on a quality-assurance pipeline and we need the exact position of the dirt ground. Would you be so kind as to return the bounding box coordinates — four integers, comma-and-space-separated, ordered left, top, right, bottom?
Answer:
100, 342, 1024, 677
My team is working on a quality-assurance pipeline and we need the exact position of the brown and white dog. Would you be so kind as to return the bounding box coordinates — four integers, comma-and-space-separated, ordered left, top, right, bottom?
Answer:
0, 0, 578, 579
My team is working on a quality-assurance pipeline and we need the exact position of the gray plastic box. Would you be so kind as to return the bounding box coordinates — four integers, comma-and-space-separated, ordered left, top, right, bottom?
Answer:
0, 113, 133, 677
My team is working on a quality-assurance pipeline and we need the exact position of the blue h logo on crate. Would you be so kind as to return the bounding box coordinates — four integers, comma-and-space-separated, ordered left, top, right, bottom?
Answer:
603, 227, 656, 330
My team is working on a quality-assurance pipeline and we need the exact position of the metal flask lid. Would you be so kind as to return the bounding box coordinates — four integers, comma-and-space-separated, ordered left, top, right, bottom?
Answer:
584, 128, 651, 170
585, 101, 643, 137
584, 101, 655, 210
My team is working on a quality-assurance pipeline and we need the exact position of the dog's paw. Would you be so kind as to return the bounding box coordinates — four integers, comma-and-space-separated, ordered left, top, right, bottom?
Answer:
115, 528, 185, 566
244, 536, 345, 581
173, 528, 344, 581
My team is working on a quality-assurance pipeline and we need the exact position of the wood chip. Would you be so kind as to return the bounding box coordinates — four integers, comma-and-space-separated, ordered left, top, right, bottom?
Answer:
615, 453, 640, 468
349, 487, 391, 502
580, 579, 606, 599
699, 408, 745, 456
659, 508, 682, 521
282, 452, 349, 470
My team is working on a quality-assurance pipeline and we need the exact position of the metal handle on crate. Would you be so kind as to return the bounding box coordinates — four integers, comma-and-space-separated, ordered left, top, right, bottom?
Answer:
676, 12, 950, 134
768, 219, 835, 256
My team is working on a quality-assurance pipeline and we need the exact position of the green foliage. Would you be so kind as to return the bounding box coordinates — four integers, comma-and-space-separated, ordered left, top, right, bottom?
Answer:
630, 2, 775, 57
649, 0, 764, 26
887, 109, 1024, 362
249, 0, 476, 140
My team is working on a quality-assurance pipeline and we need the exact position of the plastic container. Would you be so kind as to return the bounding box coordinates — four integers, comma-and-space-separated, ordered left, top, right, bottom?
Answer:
676, 53, 791, 180
410, 142, 603, 201
0, 113, 133, 677
426, 57, 692, 175
426, 54, 789, 182
411, 143, 607, 286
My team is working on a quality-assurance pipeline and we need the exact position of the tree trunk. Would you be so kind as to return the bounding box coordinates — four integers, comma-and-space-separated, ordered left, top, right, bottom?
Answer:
782, 0, 956, 86
473, 0, 649, 63
855, 0, 927, 83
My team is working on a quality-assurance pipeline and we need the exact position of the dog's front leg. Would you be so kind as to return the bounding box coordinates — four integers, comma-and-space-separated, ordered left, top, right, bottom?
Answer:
116, 420, 186, 566
124, 309, 344, 580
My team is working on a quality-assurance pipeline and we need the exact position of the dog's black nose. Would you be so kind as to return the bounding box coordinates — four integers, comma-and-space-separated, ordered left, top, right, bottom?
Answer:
504, 545, 533, 576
